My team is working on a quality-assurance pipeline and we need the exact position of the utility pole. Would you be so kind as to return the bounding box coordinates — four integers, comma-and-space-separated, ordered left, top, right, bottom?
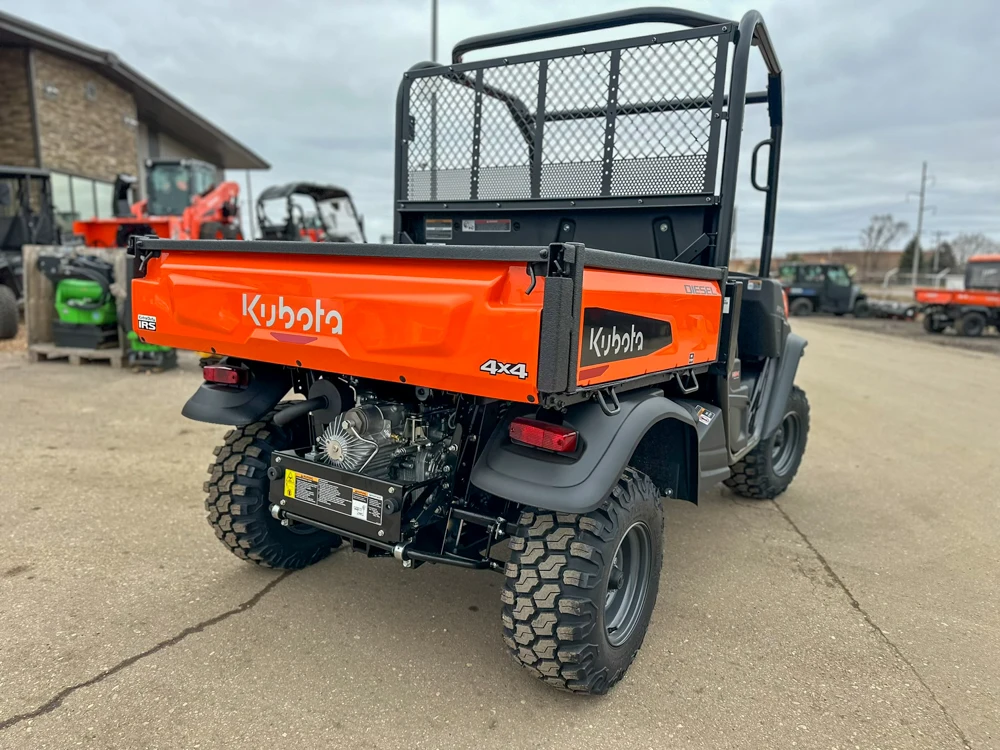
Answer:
907, 161, 936, 286
431, 0, 438, 62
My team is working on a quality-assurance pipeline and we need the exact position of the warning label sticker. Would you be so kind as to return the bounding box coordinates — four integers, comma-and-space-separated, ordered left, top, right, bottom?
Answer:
283, 469, 383, 526
461, 219, 511, 233
425, 218, 453, 241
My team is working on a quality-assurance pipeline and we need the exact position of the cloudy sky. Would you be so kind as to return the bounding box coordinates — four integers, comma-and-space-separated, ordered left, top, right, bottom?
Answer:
10, 0, 999, 256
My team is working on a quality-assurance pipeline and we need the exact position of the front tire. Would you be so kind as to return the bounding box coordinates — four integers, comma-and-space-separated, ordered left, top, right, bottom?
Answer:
923, 312, 947, 334
204, 407, 341, 568
0, 284, 18, 340
725, 386, 810, 500
501, 468, 663, 695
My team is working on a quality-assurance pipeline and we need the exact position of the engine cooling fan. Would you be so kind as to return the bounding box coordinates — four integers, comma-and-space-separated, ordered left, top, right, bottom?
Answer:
317, 421, 378, 471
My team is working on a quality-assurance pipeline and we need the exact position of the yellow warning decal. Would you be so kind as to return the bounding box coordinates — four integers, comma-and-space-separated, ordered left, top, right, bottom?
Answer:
284, 468, 318, 498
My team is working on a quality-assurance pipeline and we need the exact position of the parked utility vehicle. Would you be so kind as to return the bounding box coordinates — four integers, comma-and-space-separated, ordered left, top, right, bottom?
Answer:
257, 183, 366, 243
129, 7, 807, 694
0, 166, 60, 339
917, 255, 1000, 336
778, 261, 868, 316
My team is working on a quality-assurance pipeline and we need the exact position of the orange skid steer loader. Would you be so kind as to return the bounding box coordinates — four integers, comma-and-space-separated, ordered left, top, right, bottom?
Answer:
128, 7, 808, 694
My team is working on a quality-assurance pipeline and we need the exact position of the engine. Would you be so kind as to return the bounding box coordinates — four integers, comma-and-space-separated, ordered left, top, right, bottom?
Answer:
310, 395, 455, 483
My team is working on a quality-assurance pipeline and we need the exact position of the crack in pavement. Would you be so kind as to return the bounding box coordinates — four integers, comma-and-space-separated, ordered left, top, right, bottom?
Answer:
0, 571, 293, 733
773, 501, 973, 750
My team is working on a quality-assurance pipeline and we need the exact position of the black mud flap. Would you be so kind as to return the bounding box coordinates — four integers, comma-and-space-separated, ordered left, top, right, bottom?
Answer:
182, 362, 290, 426
760, 333, 807, 438
471, 387, 729, 513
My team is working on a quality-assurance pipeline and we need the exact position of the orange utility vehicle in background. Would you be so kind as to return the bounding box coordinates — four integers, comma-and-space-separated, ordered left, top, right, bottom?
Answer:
256, 183, 367, 243
129, 7, 809, 695
917, 255, 1000, 336
74, 158, 242, 248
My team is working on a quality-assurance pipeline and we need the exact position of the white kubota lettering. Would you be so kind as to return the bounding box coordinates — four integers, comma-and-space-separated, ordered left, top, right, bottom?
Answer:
588, 324, 643, 359
242, 293, 342, 335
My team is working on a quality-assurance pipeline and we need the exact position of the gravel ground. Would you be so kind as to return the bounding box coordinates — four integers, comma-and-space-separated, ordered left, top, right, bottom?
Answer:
807, 314, 1000, 356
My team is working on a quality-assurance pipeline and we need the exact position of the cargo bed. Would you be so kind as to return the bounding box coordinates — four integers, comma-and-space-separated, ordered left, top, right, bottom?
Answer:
129, 237, 723, 403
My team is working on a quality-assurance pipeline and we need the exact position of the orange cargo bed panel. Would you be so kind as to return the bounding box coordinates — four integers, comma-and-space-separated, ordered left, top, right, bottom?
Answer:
132, 252, 545, 402
914, 287, 1000, 307
576, 269, 722, 387
75, 217, 176, 247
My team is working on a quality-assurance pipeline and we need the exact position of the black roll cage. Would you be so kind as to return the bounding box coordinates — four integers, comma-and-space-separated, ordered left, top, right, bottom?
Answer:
392, 7, 783, 278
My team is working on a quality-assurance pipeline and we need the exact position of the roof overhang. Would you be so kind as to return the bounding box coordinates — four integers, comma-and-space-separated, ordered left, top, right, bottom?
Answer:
0, 10, 269, 170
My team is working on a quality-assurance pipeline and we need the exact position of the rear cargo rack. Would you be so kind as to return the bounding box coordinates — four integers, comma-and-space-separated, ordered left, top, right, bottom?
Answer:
393, 7, 783, 276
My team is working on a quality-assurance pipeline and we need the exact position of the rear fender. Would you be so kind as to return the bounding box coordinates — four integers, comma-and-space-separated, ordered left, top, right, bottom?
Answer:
181, 361, 290, 426
760, 332, 807, 438
471, 387, 725, 513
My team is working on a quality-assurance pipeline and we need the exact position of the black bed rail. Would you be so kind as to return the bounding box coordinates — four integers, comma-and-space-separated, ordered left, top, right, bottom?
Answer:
452, 7, 730, 62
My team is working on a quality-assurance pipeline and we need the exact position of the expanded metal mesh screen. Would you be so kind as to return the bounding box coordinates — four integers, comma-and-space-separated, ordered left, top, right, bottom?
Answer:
404, 29, 726, 202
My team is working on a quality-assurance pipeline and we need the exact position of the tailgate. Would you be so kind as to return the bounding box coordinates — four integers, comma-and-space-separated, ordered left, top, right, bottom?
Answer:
131, 241, 546, 403
129, 239, 724, 403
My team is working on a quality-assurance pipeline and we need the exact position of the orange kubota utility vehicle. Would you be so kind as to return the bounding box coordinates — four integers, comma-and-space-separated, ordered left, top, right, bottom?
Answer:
916, 254, 1000, 337
74, 158, 242, 248
129, 7, 807, 694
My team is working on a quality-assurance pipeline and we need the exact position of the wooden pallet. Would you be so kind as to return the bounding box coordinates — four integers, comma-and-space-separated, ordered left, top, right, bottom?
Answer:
27, 342, 126, 368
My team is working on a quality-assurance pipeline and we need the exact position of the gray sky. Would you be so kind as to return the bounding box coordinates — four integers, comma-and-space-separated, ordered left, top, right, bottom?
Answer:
11, 0, 1000, 256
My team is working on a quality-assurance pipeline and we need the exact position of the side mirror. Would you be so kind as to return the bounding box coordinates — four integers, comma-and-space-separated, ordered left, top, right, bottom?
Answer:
0, 183, 11, 207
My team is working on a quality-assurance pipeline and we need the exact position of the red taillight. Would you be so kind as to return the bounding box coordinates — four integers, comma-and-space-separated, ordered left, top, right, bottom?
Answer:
203, 365, 247, 387
509, 417, 579, 453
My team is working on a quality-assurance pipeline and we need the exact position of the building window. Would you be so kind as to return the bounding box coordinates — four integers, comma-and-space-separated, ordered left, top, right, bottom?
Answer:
50, 173, 116, 232
70, 176, 96, 225
50, 173, 74, 232
95, 182, 114, 219
84, 81, 98, 101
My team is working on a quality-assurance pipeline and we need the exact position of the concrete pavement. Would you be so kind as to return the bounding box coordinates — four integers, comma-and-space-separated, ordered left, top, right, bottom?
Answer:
0, 318, 996, 749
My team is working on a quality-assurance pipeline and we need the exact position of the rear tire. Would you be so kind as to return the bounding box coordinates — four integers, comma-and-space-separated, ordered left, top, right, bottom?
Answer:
0, 284, 18, 340
853, 299, 870, 318
957, 311, 986, 337
501, 468, 663, 695
789, 298, 813, 317
204, 406, 341, 568
725, 386, 810, 500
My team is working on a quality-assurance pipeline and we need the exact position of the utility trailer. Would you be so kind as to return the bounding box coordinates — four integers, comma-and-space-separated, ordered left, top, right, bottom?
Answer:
129, 7, 808, 694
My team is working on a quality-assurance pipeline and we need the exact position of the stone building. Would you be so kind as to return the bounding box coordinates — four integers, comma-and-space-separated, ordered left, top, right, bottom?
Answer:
0, 11, 267, 231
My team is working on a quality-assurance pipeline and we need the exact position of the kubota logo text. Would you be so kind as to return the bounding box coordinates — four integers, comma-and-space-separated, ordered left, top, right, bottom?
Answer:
589, 325, 644, 357
580, 308, 673, 367
242, 294, 343, 334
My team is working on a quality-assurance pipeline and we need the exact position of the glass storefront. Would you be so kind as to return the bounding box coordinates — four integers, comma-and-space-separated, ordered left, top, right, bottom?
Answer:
49, 172, 115, 232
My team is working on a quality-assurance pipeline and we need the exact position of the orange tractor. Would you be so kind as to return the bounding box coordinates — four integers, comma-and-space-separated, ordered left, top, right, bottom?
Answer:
917, 255, 1000, 336
73, 158, 242, 248
67, 159, 241, 369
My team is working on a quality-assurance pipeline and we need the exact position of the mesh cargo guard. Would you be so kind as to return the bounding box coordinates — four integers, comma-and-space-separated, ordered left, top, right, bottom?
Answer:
400, 24, 730, 203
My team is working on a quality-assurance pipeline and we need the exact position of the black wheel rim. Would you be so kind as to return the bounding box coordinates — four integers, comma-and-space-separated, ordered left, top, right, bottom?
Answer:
771, 411, 802, 477
605, 521, 653, 647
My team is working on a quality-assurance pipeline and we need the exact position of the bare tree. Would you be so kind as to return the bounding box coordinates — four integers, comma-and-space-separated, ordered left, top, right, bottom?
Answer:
859, 214, 909, 280
951, 232, 1000, 265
